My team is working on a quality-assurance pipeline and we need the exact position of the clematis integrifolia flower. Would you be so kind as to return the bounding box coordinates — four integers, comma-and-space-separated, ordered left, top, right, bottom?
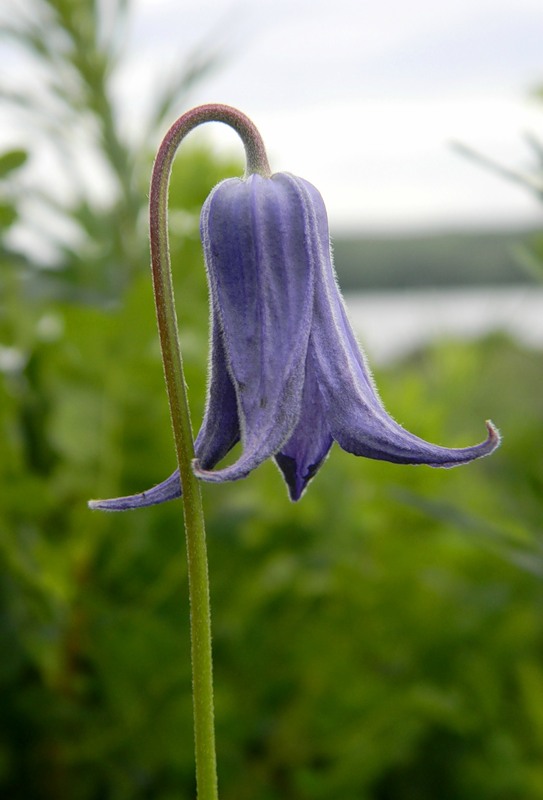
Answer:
90, 170, 499, 509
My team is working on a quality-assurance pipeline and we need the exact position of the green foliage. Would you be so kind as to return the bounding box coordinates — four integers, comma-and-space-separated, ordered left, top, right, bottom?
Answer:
0, 149, 29, 231
2, 281, 543, 799
0, 150, 28, 179
2, 1, 543, 798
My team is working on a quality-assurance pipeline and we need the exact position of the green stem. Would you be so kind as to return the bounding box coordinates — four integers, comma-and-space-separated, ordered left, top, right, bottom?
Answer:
149, 104, 270, 800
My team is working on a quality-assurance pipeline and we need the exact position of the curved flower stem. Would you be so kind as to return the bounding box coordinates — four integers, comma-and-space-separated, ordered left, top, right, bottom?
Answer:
149, 105, 270, 800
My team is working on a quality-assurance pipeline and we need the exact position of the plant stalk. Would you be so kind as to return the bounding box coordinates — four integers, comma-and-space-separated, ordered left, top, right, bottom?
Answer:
149, 104, 270, 800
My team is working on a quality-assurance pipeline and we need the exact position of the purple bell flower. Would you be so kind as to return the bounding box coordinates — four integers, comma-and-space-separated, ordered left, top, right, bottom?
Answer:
90, 172, 499, 509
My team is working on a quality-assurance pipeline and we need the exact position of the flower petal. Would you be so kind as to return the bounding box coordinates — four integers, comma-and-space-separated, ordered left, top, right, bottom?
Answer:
194, 173, 317, 484
88, 469, 181, 511
194, 301, 240, 467
274, 357, 333, 501
303, 181, 501, 467
89, 292, 241, 511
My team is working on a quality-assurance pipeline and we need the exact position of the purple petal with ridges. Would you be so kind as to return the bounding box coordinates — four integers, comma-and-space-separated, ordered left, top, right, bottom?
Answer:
88, 469, 182, 511
194, 301, 240, 467
303, 180, 501, 466
194, 173, 316, 484
274, 353, 333, 501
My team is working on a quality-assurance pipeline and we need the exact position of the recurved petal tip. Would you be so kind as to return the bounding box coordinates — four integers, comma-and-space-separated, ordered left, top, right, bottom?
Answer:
88, 497, 134, 512
88, 470, 181, 511
483, 419, 501, 453
419, 418, 501, 467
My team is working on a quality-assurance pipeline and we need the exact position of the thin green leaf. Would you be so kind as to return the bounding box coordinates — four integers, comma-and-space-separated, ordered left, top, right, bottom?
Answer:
0, 149, 28, 178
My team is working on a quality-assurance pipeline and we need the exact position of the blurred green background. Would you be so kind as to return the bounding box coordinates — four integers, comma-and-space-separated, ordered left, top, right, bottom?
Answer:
1, 2, 543, 799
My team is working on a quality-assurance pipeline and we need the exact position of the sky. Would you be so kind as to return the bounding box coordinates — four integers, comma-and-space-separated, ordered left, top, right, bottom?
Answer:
2, 0, 542, 235
121, 0, 543, 232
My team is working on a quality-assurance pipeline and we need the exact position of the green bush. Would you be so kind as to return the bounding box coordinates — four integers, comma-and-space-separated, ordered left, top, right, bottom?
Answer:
1, 270, 542, 798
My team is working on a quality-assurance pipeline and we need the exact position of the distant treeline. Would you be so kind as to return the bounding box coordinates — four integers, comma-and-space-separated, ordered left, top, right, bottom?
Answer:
332, 226, 540, 290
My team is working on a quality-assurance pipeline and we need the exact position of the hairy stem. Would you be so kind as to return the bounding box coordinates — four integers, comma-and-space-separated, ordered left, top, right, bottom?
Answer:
149, 104, 270, 800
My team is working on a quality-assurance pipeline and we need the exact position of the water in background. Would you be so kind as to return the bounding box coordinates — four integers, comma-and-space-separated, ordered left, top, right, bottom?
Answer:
345, 285, 543, 364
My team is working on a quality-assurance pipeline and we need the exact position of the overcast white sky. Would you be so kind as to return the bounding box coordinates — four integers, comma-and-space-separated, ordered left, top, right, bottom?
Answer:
119, 0, 543, 232
2, 0, 543, 234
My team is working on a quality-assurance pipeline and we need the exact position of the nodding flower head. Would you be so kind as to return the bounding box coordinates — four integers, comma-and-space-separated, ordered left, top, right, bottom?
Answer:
89, 111, 500, 510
